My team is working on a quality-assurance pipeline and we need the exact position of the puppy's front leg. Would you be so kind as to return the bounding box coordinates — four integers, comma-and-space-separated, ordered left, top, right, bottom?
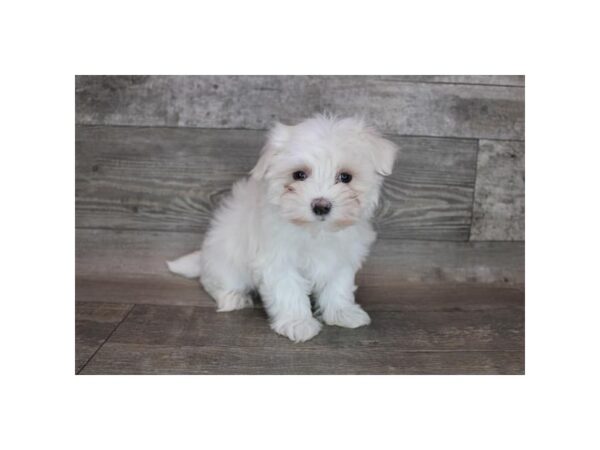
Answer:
315, 266, 371, 328
259, 270, 322, 343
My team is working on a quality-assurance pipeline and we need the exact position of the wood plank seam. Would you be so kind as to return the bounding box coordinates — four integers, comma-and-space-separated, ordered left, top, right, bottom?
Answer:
74, 224, 526, 245
395, 134, 524, 144
397, 82, 523, 88
76, 76, 524, 87
374, 79, 525, 88
76, 304, 136, 374
74, 124, 526, 144
468, 139, 482, 241
75, 225, 526, 243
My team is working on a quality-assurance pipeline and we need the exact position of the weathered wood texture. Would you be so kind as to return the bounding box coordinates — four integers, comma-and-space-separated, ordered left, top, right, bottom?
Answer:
74, 76, 525, 374
75, 76, 524, 140
76, 125, 478, 240
79, 302, 523, 375
83, 343, 523, 375
76, 229, 524, 291
75, 302, 133, 373
76, 276, 524, 309
471, 140, 525, 240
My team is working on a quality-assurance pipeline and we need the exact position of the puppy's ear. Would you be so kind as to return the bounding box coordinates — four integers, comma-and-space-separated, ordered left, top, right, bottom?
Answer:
250, 122, 290, 179
364, 128, 398, 176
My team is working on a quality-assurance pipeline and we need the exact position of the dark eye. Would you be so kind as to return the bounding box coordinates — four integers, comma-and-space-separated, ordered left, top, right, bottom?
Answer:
293, 170, 307, 181
339, 172, 352, 183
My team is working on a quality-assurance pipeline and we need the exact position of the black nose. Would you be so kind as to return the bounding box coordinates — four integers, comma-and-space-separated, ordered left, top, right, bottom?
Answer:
311, 198, 332, 216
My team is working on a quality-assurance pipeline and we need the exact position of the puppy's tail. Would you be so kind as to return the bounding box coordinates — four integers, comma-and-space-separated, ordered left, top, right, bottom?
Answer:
166, 250, 203, 279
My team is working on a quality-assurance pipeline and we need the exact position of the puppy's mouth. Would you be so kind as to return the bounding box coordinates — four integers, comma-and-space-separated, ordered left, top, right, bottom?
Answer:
291, 215, 356, 232
289, 215, 328, 227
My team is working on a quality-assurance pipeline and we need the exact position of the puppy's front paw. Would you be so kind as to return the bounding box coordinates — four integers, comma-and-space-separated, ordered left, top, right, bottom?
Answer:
322, 304, 371, 328
271, 317, 322, 343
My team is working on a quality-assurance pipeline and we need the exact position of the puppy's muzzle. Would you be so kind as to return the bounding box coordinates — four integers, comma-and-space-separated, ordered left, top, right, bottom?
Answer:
311, 198, 332, 216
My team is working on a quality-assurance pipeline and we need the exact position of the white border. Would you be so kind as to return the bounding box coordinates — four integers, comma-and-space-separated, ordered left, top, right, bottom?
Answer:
3, 1, 599, 448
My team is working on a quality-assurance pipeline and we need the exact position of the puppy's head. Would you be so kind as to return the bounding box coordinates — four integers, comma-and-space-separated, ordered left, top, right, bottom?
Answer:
251, 114, 398, 231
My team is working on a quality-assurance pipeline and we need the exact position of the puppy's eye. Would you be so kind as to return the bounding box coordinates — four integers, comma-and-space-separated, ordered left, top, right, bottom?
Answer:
293, 170, 307, 181
338, 172, 352, 183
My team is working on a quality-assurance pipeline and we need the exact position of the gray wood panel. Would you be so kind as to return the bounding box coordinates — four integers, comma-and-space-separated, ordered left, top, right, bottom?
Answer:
378, 135, 477, 240
471, 140, 525, 240
363, 239, 524, 286
76, 126, 263, 234
76, 229, 524, 289
81, 343, 523, 374
102, 304, 524, 350
75, 76, 524, 140
76, 276, 524, 309
76, 125, 478, 240
79, 304, 523, 374
75, 302, 132, 373
356, 284, 523, 312
76, 277, 207, 307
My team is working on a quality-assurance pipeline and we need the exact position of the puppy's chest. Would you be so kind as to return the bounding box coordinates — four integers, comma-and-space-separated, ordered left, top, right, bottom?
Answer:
291, 235, 348, 279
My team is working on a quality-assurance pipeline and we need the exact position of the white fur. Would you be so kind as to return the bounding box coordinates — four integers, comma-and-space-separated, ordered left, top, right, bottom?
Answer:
168, 114, 398, 342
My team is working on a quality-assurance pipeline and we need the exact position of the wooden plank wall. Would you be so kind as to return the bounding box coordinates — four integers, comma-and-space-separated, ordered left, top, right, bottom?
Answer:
76, 75, 525, 287
76, 76, 524, 139
76, 126, 480, 240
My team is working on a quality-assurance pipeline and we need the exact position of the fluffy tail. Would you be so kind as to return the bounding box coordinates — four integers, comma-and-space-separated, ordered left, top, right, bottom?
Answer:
166, 250, 202, 279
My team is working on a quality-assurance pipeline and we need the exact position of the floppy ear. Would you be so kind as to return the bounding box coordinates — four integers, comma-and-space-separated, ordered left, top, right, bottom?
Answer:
250, 122, 290, 179
365, 129, 398, 176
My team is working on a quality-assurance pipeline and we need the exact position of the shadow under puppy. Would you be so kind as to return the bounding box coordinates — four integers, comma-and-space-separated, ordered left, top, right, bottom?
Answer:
168, 114, 398, 342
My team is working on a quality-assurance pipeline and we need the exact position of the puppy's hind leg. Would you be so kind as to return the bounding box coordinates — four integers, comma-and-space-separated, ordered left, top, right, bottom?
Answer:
207, 286, 254, 312
200, 270, 254, 312
168, 250, 252, 311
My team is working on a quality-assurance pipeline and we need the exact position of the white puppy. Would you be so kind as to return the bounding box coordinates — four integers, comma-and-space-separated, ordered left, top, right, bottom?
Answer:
168, 114, 397, 342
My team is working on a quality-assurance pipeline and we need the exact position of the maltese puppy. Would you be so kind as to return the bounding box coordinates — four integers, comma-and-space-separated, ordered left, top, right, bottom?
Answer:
168, 114, 397, 342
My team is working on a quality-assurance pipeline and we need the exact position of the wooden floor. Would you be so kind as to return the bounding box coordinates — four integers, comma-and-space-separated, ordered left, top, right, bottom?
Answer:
76, 75, 525, 374
75, 228, 524, 374
76, 282, 523, 374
